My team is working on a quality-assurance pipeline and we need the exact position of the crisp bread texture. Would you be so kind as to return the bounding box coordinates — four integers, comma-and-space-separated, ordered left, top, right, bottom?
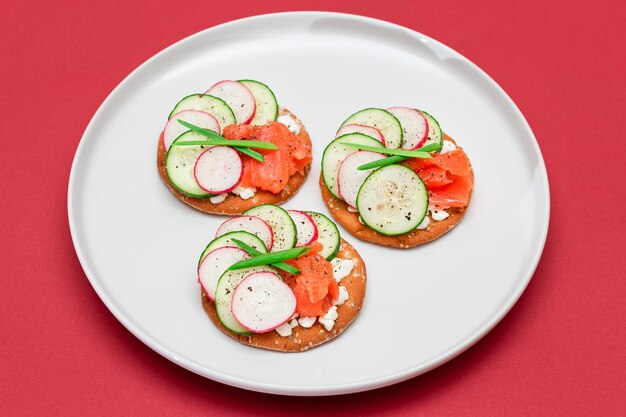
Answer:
320, 134, 474, 249
157, 107, 311, 215
202, 238, 366, 352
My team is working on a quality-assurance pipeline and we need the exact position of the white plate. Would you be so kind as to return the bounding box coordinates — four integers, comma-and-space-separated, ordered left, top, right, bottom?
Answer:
68, 12, 549, 396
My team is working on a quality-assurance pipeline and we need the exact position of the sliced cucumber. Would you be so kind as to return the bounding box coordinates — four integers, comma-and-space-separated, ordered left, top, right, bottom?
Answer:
340, 108, 403, 149
168, 94, 236, 131
306, 211, 341, 261
419, 110, 443, 151
357, 165, 428, 236
321, 133, 383, 200
215, 265, 277, 334
238, 80, 278, 126
199, 230, 267, 266
243, 204, 296, 251
165, 132, 212, 198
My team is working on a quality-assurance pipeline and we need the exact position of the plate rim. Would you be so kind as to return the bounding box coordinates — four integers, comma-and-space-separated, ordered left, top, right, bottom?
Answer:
67, 11, 550, 396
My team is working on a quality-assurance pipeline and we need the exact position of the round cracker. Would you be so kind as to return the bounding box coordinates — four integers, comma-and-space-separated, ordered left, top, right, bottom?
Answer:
202, 238, 366, 352
157, 107, 311, 215
320, 134, 474, 249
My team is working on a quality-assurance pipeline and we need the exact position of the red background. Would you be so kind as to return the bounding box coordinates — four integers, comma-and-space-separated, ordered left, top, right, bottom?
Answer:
1, 0, 625, 415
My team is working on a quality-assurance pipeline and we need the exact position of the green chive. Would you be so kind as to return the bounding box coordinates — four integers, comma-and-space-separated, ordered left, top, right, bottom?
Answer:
231, 239, 300, 274
339, 142, 432, 158
236, 148, 264, 162
175, 119, 276, 162
356, 143, 440, 170
227, 246, 311, 271
172, 139, 277, 150
177, 120, 277, 149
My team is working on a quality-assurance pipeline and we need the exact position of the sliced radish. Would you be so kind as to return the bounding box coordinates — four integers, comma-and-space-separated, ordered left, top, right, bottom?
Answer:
336, 124, 385, 145
231, 271, 296, 333
216, 216, 274, 251
193, 146, 243, 194
337, 151, 386, 208
206, 80, 256, 125
387, 107, 428, 150
287, 210, 318, 246
163, 110, 220, 151
198, 246, 250, 301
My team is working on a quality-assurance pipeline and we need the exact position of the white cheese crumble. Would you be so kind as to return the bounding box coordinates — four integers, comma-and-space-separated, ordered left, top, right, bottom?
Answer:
276, 115, 301, 134
331, 258, 355, 282
318, 306, 338, 331
298, 316, 316, 328
274, 317, 300, 337
440, 140, 457, 154
209, 193, 227, 204
430, 207, 450, 221
347, 206, 359, 213
231, 185, 256, 200
274, 322, 293, 337
336, 286, 349, 306
416, 215, 430, 230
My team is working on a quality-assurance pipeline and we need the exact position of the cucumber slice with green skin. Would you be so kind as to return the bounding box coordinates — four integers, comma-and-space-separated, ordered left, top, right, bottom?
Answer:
199, 231, 267, 266
215, 265, 277, 334
340, 108, 403, 149
168, 94, 236, 131
238, 80, 278, 126
419, 110, 443, 151
356, 165, 429, 236
243, 204, 297, 251
321, 133, 383, 199
165, 132, 213, 198
306, 211, 341, 261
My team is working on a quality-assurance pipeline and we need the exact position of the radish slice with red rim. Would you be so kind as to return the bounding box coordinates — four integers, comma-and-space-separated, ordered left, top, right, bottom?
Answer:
387, 106, 428, 150
287, 210, 318, 247
206, 80, 256, 125
163, 110, 220, 151
193, 146, 243, 194
231, 271, 296, 333
336, 124, 385, 145
198, 246, 250, 301
338, 151, 386, 208
216, 216, 274, 251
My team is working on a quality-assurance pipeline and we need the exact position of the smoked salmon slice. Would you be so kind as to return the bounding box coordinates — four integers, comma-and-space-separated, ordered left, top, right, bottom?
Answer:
281, 245, 339, 317
223, 122, 312, 194
403, 147, 473, 207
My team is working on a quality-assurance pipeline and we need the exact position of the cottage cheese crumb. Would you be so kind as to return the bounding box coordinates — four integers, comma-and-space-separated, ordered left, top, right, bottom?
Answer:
336, 286, 349, 305
318, 306, 338, 331
441, 140, 457, 154
416, 215, 430, 230
430, 206, 450, 221
275, 322, 292, 337
331, 258, 355, 282
276, 115, 301, 134
298, 316, 316, 328
209, 193, 227, 204
231, 185, 256, 200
